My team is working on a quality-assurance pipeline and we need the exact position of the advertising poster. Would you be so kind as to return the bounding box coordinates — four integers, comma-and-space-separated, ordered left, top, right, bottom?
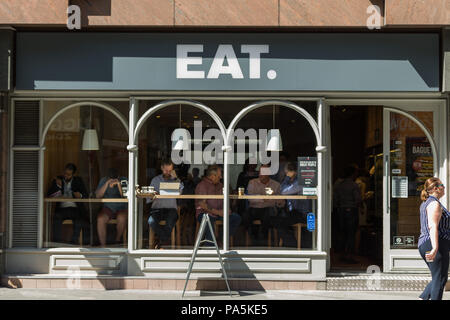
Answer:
405, 137, 433, 196
297, 157, 317, 187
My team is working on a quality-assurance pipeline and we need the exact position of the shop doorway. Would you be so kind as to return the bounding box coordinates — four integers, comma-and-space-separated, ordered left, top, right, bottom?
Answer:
330, 106, 383, 271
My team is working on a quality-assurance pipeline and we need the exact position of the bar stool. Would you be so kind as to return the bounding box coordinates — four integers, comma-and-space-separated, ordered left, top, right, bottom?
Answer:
61, 220, 83, 245
62, 218, 128, 246
107, 218, 127, 244
149, 220, 176, 249
245, 219, 272, 248
276, 223, 306, 249
148, 208, 181, 249
194, 217, 233, 247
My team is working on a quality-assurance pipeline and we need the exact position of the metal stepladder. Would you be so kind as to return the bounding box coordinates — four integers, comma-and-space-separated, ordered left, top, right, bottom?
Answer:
182, 213, 232, 298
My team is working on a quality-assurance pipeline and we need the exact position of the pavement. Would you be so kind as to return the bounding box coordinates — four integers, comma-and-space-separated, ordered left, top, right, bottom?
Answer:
0, 287, 447, 300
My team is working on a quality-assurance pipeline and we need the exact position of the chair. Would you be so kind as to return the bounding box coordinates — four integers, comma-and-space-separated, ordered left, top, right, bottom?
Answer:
61, 219, 83, 246
245, 219, 272, 248
194, 218, 233, 247
276, 222, 307, 249
62, 218, 128, 246
107, 218, 127, 244
148, 207, 181, 249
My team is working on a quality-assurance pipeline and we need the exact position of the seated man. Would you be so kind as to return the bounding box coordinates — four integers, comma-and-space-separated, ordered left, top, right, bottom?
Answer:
195, 165, 241, 246
274, 162, 313, 248
245, 164, 284, 246
96, 168, 128, 247
147, 159, 183, 249
47, 163, 89, 245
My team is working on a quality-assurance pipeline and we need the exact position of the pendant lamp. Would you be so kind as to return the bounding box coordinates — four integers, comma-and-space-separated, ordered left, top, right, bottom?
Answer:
172, 104, 190, 150
266, 105, 283, 152
82, 106, 99, 151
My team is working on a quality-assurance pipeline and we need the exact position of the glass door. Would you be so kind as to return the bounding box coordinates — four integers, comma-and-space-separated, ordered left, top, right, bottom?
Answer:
383, 103, 444, 272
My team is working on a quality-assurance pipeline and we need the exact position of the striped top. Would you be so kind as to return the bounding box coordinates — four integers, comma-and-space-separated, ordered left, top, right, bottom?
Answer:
418, 195, 450, 247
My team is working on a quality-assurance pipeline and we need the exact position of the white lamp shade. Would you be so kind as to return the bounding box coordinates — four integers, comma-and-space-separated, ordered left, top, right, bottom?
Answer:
82, 129, 99, 150
266, 129, 283, 152
171, 128, 190, 150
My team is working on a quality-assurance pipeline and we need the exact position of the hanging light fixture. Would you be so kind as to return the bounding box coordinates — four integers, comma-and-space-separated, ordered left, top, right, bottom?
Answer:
82, 105, 99, 151
266, 105, 283, 152
171, 104, 190, 151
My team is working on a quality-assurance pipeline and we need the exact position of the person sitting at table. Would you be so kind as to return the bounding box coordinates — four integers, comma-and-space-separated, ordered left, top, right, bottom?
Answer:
195, 165, 241, 246
245, 164, 284, 246
273, 162, 313, 248
147, 159, 183, 249
47, 163, 90, 245
96, 168, 128, 247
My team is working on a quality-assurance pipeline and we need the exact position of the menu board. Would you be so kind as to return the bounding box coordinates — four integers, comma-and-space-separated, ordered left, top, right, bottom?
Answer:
298, 157, 317, 187
405, 137, 433, 196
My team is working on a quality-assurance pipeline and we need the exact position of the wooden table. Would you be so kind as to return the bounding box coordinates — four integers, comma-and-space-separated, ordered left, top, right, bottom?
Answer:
44, 198, 128, 203
137, 194, 317, 200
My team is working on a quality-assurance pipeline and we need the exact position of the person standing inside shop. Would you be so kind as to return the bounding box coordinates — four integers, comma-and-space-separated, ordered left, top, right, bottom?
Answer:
333, 165, 362, 263
96, 168, 128, 247
418, 178, 450, 300
47, 163, 89, 245
147, 159, 183, 249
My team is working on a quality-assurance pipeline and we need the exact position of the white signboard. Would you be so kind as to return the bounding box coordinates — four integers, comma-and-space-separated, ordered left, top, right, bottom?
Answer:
392, 176, 408, 198
303, 187, 317, 196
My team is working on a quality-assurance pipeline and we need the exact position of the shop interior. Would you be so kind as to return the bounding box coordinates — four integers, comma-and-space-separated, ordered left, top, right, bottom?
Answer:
43, 99, 320, 251
330, 106, 384, 271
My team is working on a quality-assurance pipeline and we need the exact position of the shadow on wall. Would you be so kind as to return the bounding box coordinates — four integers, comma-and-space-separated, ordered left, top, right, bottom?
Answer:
70, 0, 112, 27
194, 251, 265, 291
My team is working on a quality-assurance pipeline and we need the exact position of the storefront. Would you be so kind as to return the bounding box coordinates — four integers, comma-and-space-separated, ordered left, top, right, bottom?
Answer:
3, 31, 447, 287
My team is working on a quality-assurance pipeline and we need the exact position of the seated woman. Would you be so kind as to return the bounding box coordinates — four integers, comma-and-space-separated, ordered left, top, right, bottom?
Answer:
96, 168, 128, 247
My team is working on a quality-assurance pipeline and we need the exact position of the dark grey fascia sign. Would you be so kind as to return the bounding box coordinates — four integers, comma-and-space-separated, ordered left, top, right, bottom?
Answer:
16, 32, 439, 92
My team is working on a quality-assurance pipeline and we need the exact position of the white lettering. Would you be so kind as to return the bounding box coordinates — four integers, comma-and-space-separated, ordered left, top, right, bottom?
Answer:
207, 45, 244, 79
67, 5, 81, 30
366, 5, 382, 30
241, 45, 269, 79
176, 45, 205, 79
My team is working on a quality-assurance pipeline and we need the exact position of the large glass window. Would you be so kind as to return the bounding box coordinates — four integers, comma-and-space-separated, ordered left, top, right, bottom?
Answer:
226, 102, 318, 251
135, 99, 319, 251
43, 101, 129, 248
136, 102, 224, 249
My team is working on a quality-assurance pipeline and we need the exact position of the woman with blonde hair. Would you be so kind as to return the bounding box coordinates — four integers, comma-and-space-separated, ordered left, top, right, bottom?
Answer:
418, 177, 450, 300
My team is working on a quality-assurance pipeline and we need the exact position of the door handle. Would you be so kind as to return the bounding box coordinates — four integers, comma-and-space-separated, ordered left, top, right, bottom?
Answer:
385, 155, 390, 214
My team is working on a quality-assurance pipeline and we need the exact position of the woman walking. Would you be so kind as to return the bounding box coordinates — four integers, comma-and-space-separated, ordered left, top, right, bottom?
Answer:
418, 177, 450, 300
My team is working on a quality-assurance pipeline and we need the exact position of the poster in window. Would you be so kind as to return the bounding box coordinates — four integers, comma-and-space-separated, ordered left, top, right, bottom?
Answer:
405, 137, 433, 196
297, 157, 317, 187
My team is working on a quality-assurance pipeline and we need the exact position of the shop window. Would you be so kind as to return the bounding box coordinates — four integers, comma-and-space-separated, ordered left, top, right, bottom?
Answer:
43, 101, 129, 248
135, 100, 319, 251
226, 103, 318, 251
136, 102, 225, 250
